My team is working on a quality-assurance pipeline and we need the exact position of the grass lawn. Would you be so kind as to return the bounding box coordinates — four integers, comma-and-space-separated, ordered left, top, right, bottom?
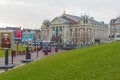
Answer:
0, 41, 120, 80
0, 46, 34, 57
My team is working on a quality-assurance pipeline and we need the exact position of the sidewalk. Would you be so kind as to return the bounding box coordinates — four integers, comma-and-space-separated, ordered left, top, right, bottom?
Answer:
0, 48, 63, 73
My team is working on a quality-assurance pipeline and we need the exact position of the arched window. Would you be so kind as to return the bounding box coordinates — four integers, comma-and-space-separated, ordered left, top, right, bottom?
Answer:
80, 30, 84, 36
83, 18, 88, 24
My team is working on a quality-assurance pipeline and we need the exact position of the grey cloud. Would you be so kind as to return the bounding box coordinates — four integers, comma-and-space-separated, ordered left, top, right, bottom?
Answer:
0, 0, 120, 28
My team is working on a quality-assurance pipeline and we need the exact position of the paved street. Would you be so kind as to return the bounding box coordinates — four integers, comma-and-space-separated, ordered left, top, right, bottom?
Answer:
0, 47, 63, 73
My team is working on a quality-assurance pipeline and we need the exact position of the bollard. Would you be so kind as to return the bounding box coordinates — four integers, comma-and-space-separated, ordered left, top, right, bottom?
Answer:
11, 50, 14, 64
37, 46, 38, 58
14, 51, 16, 56
41, 46, 43, 49
50, 47, 52, 52
44, 49, 48, 55
12, 50, 16, 57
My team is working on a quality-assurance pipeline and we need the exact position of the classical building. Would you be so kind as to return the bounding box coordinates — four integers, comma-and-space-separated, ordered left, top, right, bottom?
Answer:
110, 16, 120, 38
41, 13, 109, 45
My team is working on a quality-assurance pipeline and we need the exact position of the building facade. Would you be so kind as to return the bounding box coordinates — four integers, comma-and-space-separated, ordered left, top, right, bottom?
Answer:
110, 16, 120, 39
41, 13, 109, 46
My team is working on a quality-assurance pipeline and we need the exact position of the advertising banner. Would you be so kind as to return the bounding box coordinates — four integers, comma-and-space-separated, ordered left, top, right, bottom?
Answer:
22, 32, 33, 47
0, 32, 13, 49
14, 30, 21, 39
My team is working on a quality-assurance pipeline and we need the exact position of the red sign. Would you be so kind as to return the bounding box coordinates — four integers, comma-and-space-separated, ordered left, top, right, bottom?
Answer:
14, 30, 21, 39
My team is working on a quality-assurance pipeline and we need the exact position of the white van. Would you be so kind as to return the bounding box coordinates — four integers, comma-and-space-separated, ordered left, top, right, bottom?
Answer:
114, 33, 120, 40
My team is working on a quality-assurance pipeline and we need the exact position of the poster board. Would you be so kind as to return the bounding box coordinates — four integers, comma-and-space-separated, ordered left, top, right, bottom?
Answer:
22, 32, 33, 47
0, 31, 13, 49
14, 30, 21, 39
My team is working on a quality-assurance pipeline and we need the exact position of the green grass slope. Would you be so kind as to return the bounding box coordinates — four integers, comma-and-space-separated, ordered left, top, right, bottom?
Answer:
0, 41, 120, 80
0, 46, 33, 57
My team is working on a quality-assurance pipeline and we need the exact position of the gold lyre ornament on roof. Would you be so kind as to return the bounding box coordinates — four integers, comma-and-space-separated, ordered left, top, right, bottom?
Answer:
63, 9, 66, 14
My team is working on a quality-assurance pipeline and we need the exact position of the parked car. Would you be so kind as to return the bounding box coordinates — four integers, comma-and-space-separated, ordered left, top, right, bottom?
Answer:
62, 45, 76, 50
42, 46, 51, 52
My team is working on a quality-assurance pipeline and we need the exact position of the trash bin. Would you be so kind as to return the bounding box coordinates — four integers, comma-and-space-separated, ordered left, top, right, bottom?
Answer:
55, 47, 58, 52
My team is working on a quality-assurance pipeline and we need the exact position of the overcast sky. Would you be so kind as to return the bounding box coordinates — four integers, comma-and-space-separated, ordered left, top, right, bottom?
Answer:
0, 0, 120, 29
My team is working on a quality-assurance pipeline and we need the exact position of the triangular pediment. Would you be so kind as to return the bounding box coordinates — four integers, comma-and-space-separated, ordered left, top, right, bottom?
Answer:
51, 17, 68, 25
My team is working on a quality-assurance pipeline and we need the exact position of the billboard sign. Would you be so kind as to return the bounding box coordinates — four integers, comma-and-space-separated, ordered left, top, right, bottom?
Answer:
14, 30, 21, 39
22, 32, 33, 47
0, 31, 13, 49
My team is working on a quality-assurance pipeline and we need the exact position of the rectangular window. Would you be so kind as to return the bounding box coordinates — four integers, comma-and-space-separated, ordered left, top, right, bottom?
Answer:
70, 29, 72, 36
56, 27, 58, 36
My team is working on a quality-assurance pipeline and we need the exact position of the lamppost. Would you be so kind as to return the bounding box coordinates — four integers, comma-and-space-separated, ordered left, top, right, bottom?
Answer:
36, 42, 38, 58
33, 41, 39, 58
59, 30, 62, 48
16, 41, 19, 55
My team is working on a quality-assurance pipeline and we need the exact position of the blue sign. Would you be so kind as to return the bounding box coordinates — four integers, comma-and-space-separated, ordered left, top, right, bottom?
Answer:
39, 42, 43, 46
22, 32, 33, 47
